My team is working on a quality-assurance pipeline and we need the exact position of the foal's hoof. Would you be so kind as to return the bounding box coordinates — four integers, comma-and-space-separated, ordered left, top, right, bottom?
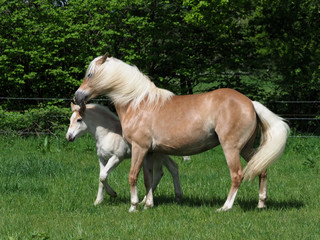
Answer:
175, 194, 183, 203
110, 192, 117, 198
94, 198, 104, 206
140, 196, 147, 205
106, 190, 117, 198
216, 206, 231, 212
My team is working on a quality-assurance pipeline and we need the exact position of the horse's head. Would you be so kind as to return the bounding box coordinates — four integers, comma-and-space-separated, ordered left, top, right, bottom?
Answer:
74, 53, 109, 106
66, 102, 87, 142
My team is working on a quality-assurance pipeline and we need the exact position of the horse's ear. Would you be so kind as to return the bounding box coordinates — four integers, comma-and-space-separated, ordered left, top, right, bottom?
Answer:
101, 53, 109, 64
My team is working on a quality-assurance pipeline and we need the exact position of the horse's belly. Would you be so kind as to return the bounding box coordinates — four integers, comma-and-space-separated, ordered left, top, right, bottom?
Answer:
152, 131, 220, 156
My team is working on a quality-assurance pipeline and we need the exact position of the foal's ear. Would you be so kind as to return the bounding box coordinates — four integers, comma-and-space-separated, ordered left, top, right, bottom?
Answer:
71, 102, 80, 112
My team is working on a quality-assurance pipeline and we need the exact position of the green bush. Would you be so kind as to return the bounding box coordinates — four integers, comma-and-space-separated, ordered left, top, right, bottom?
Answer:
0, 105, 70, 134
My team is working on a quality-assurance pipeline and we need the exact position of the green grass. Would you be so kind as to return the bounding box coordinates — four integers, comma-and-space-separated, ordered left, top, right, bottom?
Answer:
0, 133, 319, 239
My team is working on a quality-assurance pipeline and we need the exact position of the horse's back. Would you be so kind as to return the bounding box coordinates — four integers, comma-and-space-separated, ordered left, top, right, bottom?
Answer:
146, 88, 256, 155
154, 88, 255, 129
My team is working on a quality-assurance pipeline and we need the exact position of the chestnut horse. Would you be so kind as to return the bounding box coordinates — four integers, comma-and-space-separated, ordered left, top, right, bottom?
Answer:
74, 54, 290, 212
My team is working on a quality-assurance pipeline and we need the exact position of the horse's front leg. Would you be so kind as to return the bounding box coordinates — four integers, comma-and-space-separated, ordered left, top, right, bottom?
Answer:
129, 143, 148, 212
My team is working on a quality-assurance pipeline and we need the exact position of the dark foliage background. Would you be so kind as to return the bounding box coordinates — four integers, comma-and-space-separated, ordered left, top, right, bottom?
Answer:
0, 0, 319, 134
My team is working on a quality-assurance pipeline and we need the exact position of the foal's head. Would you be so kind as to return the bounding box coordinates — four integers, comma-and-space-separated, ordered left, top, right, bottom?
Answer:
66, 103, 87, 142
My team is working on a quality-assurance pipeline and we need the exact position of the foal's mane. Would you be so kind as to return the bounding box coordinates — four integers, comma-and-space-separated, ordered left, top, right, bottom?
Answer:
85, 104, 118, 121
86, 56, 174, 110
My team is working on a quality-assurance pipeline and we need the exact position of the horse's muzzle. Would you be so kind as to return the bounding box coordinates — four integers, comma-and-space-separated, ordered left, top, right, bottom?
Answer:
74, 90, 88, 105
66, 133, 75, 142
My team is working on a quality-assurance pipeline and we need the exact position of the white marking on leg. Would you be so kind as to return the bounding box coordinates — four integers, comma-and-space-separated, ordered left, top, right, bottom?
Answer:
129, 185, 139, 213
94, 181, 104, 206
144, 188, 154, 209
99, 156, 120, 197
218, 189, 238, 212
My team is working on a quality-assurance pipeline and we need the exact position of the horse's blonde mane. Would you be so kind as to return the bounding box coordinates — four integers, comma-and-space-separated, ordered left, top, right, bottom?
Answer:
86, 57, 174, 109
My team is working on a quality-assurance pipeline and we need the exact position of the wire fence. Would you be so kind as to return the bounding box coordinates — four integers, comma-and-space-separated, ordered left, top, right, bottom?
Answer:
274, 100, 320, 137
0, 97, 319, 137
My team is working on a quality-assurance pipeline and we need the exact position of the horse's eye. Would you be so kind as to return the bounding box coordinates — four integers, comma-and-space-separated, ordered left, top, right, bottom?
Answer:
77, 118, 82, 122
87, 73, 92, 78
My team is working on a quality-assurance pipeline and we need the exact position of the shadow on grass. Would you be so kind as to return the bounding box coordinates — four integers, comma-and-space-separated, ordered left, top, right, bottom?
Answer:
155, 196, 305, 212
97, 194, 225, 208
99, 194, 304, 212
156, 195, 225, 208
238, 198, 305, 211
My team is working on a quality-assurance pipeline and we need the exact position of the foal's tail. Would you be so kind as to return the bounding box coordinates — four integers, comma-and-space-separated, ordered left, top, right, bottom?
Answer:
243, 101, 290, 181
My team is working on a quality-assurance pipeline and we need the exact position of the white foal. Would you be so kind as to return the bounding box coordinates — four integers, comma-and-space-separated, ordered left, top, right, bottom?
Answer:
66, 103, 182, 206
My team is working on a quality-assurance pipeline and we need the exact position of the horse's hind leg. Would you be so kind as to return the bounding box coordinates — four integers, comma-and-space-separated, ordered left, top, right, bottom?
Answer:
258, 170, 267, 208
218, 148, 243, 212
241, 133, 268, 209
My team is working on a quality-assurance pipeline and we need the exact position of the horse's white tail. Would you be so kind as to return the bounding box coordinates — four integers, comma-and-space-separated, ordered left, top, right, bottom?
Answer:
243, 101, 290, 181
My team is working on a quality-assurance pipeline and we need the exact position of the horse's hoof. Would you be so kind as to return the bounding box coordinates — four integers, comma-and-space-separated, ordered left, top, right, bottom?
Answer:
129, 205, 138, 213
143, 204, 154, 210
257, 203, 267, 209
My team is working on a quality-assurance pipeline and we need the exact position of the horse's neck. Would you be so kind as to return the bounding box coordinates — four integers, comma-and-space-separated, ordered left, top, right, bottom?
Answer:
114, 103, 130, 124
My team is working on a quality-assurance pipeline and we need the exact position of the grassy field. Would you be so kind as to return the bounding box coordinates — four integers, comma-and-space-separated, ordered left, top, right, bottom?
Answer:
0, 133, 319, 239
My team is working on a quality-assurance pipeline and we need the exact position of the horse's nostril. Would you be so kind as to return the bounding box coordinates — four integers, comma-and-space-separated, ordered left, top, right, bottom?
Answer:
66, 133, 75, 142
74, 90, 89, 105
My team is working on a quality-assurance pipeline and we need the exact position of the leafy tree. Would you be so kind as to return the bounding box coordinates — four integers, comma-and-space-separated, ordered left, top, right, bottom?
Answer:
249, 0, 320, 101
0, 0, 319, 121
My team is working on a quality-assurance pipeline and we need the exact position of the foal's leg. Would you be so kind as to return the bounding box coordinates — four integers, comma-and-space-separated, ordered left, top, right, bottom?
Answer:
141, 154, 182, 204
142, 153, 154, 209
99, 156, 121, 199
140, 157, 163, 205
152, 158, 164, 193
94, 159, 106, 206
162, 155, 183, 202
218, 148, 243, 212
129, 143, 149, 212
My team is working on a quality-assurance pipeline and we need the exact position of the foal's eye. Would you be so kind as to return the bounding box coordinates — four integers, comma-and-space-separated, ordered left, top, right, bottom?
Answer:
77, 118, 82, 122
